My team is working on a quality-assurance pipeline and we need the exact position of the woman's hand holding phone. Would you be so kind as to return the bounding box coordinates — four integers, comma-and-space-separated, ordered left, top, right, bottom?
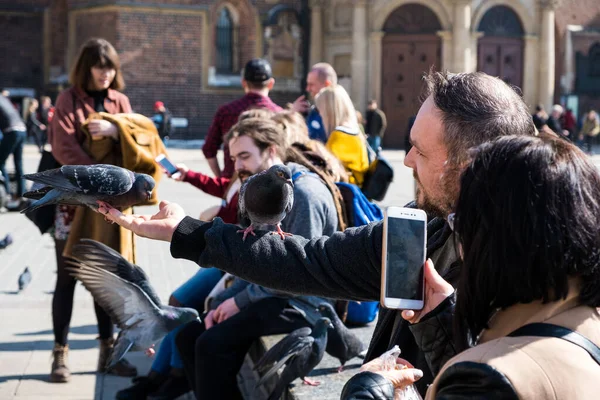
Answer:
170, 163, 188, 181
401, 259, 454, 324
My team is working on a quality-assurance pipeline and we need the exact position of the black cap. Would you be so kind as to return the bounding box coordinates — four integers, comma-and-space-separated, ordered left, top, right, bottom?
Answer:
243, 58, 273, 83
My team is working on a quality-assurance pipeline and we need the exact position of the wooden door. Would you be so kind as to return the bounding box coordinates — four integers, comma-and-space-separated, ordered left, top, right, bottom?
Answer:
478, 37, 523, 88
381, 35, 441, 148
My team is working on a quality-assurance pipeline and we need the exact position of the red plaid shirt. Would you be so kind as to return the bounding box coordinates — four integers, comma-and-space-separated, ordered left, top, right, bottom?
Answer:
202, 92, 282, 178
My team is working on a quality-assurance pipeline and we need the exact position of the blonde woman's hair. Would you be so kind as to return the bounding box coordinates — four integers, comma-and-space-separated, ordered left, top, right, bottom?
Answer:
271, 110, 310, 147
314, 85, 359, 136
23, 98, 38, 122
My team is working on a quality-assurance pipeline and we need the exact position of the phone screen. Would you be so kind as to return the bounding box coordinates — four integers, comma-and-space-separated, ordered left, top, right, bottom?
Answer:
385, 217, 426, 300
157, 156, 179, 175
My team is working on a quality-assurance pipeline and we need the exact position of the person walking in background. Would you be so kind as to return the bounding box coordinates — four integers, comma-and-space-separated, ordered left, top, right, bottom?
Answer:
151, 101, 173, 140
315, 85, 369, 187
579, 109, 600, 154
365, 99, 387, 152
202, 58, 282, 179
561, 108, 576, 138
532, 104, 548, 130
0, 91, 27, 210
24, 98, 46, 152
39, 95, 53, 128
291, 63, 338, 143
47, 37, 137, 383
547, 104, 570, 140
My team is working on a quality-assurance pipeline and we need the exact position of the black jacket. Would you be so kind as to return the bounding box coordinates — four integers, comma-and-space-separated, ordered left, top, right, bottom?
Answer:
169, 211, 460, 395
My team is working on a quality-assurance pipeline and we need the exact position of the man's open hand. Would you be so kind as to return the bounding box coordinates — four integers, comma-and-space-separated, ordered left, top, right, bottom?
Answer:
97, 200, 185, 242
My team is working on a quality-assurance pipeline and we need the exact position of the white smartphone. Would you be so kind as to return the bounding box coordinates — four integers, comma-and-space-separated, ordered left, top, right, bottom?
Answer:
155, 154, 181, 179
380, 206, 427, 310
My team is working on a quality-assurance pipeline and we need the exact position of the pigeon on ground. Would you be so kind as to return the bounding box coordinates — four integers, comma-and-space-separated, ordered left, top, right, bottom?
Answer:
238, 164, 294, 241
255, 317, 332, 400
0, 233, 13, 250
66, 258, 199, 369
21, 164, 155, 213
18, 267, 32, 292
317, 302, 368, 372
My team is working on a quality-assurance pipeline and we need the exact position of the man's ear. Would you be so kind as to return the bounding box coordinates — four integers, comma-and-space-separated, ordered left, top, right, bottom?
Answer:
268, 144, 279, 158
266, 78, 275, 90
241, 79, 248, 92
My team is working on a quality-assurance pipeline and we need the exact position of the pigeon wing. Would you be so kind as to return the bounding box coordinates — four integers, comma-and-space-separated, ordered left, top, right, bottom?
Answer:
256, 335, 314, 387
67, 263, 161, 330
25, 165, 133, 195
71, 239, 162, 306
254, 327, 312, 373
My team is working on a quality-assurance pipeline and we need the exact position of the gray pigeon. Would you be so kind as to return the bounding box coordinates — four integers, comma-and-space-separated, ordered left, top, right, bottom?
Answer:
18, 267, 32, 292
255, 317, 332, 400
238, 164, 294, 241
70, 239, 161, 306
21, 164, 155, 213
317, 302, 368, 372
66, 261, 199, 369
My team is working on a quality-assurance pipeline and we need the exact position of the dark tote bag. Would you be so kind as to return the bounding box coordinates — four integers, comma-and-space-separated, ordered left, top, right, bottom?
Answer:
24, 149, 60, 234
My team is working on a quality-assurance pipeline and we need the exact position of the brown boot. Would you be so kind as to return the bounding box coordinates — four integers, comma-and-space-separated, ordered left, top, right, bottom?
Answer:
50, 343, 70, 383
97, 337, 138, 377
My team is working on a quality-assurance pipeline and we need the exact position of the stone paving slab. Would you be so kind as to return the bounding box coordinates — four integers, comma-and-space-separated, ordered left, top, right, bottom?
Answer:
0, 144, 413, 400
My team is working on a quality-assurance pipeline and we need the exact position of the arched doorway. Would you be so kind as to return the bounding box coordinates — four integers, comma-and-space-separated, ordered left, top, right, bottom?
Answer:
381, 4, 442, 149
477, 5, 524, 88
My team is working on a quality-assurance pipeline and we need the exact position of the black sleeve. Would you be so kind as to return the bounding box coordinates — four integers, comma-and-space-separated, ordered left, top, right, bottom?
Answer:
170, 217, 383, 302
435, 361, 519, 400
409, 294, 458, 376
340, 372, 394, 400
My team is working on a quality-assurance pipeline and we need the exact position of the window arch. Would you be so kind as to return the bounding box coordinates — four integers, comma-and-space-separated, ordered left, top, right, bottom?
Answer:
478, 5, 524, 37
216, 7, 234, 73
590, 42, 600, 77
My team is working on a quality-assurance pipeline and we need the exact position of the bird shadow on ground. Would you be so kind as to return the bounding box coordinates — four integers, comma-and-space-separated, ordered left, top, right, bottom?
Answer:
0, 371, 94, 383
0, 338, 98, 351
15, 324, 97, 336
308, 362, 362, 377
0, 290, 19, 295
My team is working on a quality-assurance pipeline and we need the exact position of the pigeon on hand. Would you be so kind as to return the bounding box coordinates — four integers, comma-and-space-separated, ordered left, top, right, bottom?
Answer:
66, 248, 199, 369
317, 302, 368, 372
254, 317, 332, 400
18, 267, 32, 292
21, 164, 155, 213
237, 164, 294, 241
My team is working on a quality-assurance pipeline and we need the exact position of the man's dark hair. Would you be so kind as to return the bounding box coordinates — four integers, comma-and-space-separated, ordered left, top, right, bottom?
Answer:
225, 118, 286, 160
423, 70, 536, 165
453, 134, 600, 350
70, 38, 125, 91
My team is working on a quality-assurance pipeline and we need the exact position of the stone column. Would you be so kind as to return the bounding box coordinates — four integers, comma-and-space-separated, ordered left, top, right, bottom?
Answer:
538, 0, 558, 112
351, 0, 368, 112
369, 31, 384, 105
436, 30, 453, 71
451, 0, 472, 72
523, 34, 539, 110
309, 0, 324, 66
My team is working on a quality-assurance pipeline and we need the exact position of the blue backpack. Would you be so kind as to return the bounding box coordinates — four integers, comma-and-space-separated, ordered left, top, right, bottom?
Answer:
292, 172, 382, 325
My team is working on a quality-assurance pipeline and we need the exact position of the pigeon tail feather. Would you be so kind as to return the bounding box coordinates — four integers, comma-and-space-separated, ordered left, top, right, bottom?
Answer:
20, 189, 63, 213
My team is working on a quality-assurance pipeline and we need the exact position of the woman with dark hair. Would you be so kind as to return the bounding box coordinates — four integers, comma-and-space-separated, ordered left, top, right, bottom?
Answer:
342, 134, 600, 399
47, 38, 136, 383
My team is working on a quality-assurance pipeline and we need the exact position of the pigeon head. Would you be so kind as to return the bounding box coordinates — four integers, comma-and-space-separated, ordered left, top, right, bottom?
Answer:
133, 173, 156, 202
317, 302, 337, 320
313, 317, 334, 335
164, 307, 200, 331
268, 165, 293, 187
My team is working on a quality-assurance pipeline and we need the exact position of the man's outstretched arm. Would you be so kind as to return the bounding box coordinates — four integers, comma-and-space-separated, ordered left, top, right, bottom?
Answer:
98, 201, 383, 302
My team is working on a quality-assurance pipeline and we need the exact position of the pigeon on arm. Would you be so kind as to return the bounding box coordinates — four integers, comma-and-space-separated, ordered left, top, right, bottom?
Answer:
66, 240, 199, 368
21, 164, 154, 213
254, 317, 333, 400
238, 164, 294, 240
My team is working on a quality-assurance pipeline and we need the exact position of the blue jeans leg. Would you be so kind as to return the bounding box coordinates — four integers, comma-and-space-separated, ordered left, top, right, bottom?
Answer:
151, 326, 185, 375
0, 129, 26, 196
367, 135, 381, 152
171, 267, 225, 309
12, 130, 26, 197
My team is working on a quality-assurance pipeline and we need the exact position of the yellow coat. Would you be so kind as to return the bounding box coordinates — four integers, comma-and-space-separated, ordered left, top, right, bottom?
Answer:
326, 126, 369, 187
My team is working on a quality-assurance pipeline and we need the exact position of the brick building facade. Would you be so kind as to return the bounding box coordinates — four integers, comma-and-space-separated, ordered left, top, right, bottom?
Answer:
0, 0, 599, 145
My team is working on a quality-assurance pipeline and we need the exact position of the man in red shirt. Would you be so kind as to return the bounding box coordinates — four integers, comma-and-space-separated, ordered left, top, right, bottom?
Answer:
202, 58, 282, 178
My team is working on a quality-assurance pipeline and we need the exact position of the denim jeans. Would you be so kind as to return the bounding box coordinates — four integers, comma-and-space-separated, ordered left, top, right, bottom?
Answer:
367, 135, 382, 152
0, 129, 27, 197
151, 267, 225, 374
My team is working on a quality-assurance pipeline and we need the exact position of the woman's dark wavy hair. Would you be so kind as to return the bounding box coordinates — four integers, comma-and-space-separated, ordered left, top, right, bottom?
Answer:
453, 133, 600, 350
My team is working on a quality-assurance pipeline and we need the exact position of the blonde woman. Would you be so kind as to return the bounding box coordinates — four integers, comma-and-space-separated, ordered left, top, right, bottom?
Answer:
315, 85, 369, 187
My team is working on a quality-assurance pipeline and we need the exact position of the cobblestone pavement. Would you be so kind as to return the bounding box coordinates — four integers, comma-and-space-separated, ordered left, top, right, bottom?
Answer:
0, 144, 413, 400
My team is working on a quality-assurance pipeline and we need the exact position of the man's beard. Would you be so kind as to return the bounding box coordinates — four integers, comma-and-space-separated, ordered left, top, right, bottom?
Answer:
413, 170, 459, 218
